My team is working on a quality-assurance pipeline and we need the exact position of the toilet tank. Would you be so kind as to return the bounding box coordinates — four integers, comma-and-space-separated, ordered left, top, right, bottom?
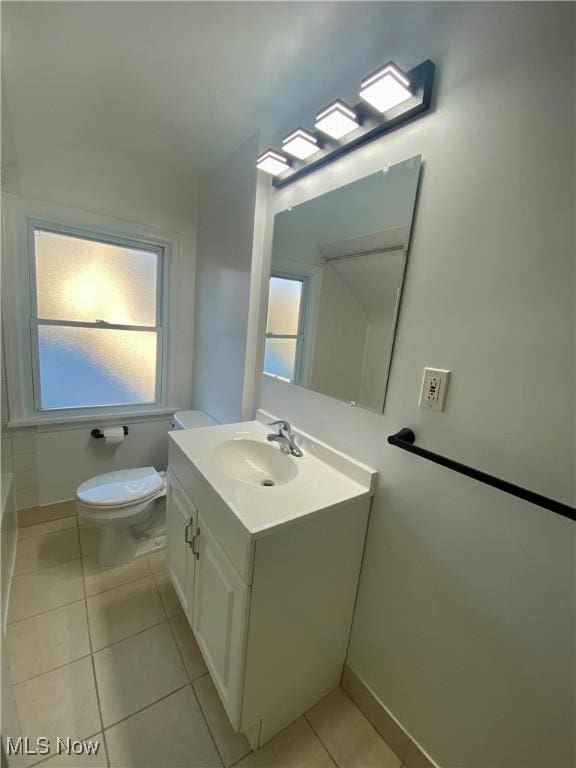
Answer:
171, 410, 217, 430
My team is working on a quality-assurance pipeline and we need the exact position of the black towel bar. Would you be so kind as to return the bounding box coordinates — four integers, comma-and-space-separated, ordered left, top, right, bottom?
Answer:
387, 428, 575, 522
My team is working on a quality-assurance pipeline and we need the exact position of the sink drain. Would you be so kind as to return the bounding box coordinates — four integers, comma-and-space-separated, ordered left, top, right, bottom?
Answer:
261, 479, 275, 487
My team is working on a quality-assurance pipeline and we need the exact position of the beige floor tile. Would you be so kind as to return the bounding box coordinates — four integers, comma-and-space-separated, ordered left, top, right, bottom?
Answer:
146, 550, 165, 573
9, 560, 85, 623
40, 733, 107, 767
82, 555, 150, 597
7, 601, 90, 683
15, 528, 80, 576
19, 517, 77, 542
19, 502, 76, 528
105, 685, 221, 768
152, 570, 182, 617
14, 657, 101, 746
86, 576, 164, 651
306, 688, 401, 768
93, 622, 187, 727
169, 612, 207, 680
194, 673, 250, 767
237, 717, 334, 768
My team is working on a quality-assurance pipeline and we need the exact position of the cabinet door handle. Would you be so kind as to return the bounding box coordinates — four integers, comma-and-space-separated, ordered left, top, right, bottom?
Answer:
184, 520, 193, 548
191, 527, 200, 560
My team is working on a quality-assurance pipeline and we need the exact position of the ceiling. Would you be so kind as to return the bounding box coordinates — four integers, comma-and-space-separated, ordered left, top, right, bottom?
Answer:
1, 2, 448, 180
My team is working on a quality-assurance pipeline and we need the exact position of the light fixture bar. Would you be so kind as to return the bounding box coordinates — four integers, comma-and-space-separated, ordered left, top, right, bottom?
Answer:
315, 100, 359, 140
281, 128, 319, 160
255, 59, 434, 188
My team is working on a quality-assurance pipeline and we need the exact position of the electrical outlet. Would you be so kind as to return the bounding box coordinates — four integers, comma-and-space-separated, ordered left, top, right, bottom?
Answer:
419, 368, 450, 411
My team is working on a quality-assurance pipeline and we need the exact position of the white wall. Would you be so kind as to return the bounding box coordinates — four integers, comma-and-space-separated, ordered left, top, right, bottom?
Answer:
192, 135, 259, 424
310, 264, 367, 403
257, 4, 575, 765
2, 148, 197, 505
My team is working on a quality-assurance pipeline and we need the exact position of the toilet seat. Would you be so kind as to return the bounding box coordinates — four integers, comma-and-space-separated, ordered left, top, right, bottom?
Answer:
76, 467, 166, 509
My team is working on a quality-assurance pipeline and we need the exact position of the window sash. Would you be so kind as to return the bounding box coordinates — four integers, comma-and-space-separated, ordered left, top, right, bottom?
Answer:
264, 273, 308, 383
29, 223, 166, 413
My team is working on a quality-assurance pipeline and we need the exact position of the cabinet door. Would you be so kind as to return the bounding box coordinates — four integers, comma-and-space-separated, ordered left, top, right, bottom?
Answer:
192, 514, 249, 728
166, 470, 196, 621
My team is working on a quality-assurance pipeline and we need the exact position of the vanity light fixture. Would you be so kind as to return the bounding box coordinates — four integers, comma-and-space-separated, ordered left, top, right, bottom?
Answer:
282, 129, 319, 160
315, 100, 359, 140
359, 62, 412, 113
256, 58, 435, 188
256, 149, 290, 177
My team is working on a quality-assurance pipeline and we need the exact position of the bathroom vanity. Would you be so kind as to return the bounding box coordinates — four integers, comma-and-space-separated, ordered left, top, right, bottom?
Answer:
166, 411, 376, 749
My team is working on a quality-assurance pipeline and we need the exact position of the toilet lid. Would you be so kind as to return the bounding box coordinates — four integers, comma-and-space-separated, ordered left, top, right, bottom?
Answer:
76, 467, 165, 507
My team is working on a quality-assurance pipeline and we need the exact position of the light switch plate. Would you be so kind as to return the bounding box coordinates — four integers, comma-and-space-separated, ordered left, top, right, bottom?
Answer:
419, 368, 450, 411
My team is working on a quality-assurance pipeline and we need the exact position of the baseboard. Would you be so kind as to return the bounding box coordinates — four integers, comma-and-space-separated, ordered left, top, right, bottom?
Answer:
342, 665, 439, 768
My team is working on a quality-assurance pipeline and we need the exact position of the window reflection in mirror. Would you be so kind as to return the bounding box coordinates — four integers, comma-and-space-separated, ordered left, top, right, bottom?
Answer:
264, 155, 421, 413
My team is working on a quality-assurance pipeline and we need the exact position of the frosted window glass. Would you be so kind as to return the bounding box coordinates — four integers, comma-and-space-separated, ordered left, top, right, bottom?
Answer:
266, 277, 302, 335
38, 326, 157, 409
35, 230, 158, 326
264, 339, 297, 381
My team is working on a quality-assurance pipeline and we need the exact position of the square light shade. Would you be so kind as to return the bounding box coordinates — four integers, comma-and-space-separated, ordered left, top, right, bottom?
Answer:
359, 62, 412, 113
282, 129, 319, 160
315, 100, 359, 140
256, 149, 290, 176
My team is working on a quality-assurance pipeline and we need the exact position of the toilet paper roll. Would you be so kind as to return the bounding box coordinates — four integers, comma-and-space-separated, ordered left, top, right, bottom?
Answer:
102, 427, 125, 445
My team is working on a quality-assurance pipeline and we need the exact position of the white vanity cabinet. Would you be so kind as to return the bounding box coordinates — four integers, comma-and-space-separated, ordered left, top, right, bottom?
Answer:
192, 513, 250, 724
165, 470, 197, 622
166, 421, 375, 750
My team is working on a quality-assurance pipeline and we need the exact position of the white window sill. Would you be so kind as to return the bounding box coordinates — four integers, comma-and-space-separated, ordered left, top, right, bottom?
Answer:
8, 406, 176, 430
262, 371, 292, 384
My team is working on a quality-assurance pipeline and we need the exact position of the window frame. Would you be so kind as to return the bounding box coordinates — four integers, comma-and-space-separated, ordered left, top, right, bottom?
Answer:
2, 194, 178, 427
28, 222, 166, 412
264, 271, 309, 384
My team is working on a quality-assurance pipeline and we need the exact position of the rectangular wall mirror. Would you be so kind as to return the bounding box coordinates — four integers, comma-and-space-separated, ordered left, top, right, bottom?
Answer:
263, 155, 422, 413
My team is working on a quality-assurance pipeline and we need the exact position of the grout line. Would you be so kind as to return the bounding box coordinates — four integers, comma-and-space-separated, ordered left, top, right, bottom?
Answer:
82, 567, 111, 768
11, 651, 93, 687
83, 566, 154, 600
189, 677, 226, 767
6, 592, 85, 625
85, 572, 156, 602
164, 610, 225, 766
303, 713, 339, 768
102, 683, 190, 733
12, 523, 81, 575
5, 596, 86, 627
18, 511, 76, 529
17, 517, 79, 541
14, 551, 81, 578
79, 541, 110, 767
91, 617, 169, 655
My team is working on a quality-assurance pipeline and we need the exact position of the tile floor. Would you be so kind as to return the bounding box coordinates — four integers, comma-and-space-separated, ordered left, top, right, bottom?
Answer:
6, 503, 401, 768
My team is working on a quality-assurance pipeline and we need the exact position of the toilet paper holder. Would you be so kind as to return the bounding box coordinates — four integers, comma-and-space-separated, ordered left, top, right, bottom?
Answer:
91, 426, 129, 439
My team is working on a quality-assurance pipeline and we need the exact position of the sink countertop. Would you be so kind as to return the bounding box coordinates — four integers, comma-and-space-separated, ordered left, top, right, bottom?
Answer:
169, 410, 377, 539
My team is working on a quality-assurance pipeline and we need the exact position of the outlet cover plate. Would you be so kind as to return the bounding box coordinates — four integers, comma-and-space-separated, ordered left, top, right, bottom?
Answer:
419, 368, 450, 411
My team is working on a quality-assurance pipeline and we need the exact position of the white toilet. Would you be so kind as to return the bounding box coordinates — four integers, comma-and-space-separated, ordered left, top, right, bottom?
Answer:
76, 410, 216, 566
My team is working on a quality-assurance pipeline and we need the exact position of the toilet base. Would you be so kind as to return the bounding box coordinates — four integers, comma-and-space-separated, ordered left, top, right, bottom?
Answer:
96, 527, 166, 566
80, 497, 166, 566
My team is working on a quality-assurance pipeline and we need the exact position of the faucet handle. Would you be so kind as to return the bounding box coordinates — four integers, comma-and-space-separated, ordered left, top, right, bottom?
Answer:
268, 419, 291, 432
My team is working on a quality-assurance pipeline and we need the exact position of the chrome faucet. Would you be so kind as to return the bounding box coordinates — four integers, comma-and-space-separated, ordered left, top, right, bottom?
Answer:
267, 420, 304, 458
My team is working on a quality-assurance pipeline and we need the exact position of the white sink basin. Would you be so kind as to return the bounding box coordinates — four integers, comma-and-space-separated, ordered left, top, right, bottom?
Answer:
213, 439, 298, 487
169, 412, 377, 537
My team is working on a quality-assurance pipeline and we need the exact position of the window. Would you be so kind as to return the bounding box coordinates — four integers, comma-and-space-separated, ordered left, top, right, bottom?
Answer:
31, 228, 164, 411
263, 274, 307, 383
